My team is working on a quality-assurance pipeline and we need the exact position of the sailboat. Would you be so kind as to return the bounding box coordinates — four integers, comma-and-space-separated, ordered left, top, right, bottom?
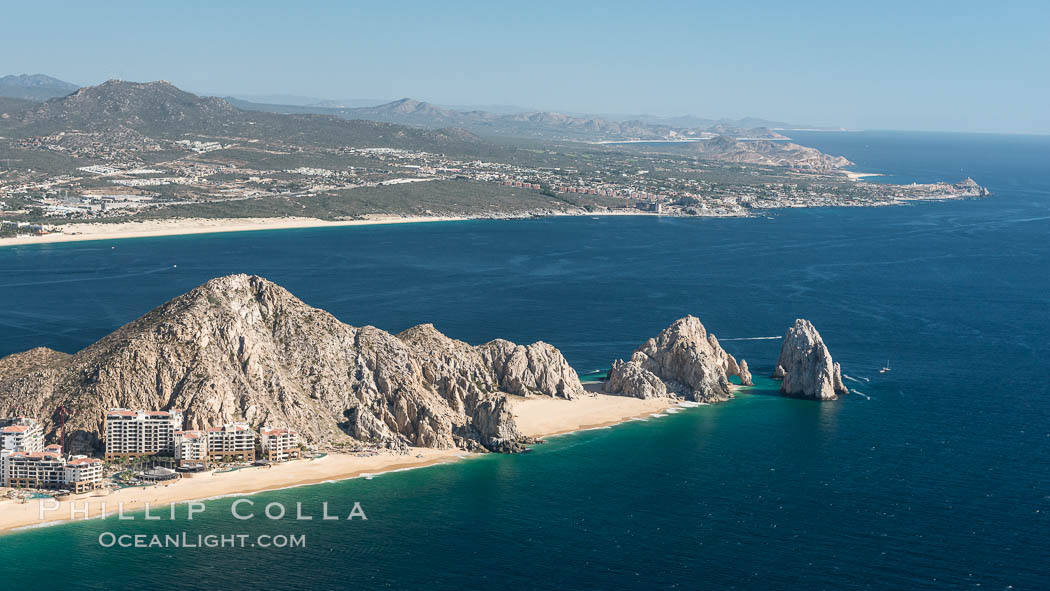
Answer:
879, 360, 891, 373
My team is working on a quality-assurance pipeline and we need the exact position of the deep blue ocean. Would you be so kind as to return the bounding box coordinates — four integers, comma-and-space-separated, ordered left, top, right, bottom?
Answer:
0, 131, 1047, 590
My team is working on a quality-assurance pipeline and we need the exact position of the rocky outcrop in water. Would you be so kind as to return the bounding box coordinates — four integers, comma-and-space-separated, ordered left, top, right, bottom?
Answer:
0, 275, 583, 454
738, 359, 754, 386
773, 319, 847, 400
605, 316, 751, 402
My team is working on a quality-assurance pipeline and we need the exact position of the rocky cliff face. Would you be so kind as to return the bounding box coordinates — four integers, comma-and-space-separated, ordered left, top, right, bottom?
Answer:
0, 275, 583, 454
773, 319, 847, 400
605, 316, 751, 402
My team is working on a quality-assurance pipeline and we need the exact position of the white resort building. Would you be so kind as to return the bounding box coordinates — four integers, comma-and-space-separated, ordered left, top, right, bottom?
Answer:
0, 417, 103, 492
206, 423, 256, 462
0, 417, 44, 453
259, 427, 300, 462
2, 448, 67, 489
173, 430, 208, 468
63, 456, 105, 493
104, 409, 184, 459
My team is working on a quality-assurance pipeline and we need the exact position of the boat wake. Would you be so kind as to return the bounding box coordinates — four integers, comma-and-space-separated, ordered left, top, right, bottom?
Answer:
718, 336, 782, 341
850, 389, 871, 400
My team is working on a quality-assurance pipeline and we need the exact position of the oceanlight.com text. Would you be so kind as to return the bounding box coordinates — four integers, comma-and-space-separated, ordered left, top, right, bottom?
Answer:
98, 532, 307, 549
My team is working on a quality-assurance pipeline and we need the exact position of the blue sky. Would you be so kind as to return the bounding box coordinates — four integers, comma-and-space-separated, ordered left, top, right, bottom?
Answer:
3, 0, 1046, 133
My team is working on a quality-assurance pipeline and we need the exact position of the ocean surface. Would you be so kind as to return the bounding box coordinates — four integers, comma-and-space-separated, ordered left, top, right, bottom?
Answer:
0, 131, 1047, 590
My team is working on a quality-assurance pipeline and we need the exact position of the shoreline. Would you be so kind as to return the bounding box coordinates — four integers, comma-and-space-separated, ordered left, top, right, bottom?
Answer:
0, 215, 472, 248
0, 212, 676, 249
843, 170, 884, 181
0, 392, 681, 535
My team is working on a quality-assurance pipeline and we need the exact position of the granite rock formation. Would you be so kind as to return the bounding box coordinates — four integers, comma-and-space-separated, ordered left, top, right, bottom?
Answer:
738, 359, 754, 386
773, 319, 847, 400
0, 275, 583, 453
605, 316, 751, 402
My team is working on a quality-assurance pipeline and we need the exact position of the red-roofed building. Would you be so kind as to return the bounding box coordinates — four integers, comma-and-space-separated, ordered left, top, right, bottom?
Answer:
259, 427, 300, 462
0, 417, 44, 453
63, 456, 103, 493
2, 450, 66, 489
206, 423, 256, 462
173, 430, 208, 467
104, 408, 184, 459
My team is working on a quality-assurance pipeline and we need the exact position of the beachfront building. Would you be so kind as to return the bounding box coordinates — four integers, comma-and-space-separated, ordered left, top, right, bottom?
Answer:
0, 417, 45, 453
104, 409, 183, 459
2, 448, 67, 489
259, 427, 300, 462
63, 456, 104, 493
173, 430, 208, 468
206, 423, 256, 462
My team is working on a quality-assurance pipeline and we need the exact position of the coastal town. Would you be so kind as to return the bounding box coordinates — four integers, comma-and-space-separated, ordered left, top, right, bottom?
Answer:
0, 79, 990, 239
0, 139, 991, 239
0, 411, 303, 501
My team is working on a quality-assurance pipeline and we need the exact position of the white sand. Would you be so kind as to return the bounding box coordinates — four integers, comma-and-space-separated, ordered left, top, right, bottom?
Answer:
510, 393, 677, 437
0, 215, 469, 248
844, 171, 883, 181
0, 448, 461, 533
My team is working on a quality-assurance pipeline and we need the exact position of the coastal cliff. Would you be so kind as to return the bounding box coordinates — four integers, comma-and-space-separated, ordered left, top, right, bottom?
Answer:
773, 319, 847, 400
605, 316, 752, 402
0, 275, 584, 454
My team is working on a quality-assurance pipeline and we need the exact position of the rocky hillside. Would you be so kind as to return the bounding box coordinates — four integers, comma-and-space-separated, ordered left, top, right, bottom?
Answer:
690, 136, 854, 169
0, 80, 484, 152
605, 316, 752, 402
0, 275, 583, 454
772, 319, 847, 400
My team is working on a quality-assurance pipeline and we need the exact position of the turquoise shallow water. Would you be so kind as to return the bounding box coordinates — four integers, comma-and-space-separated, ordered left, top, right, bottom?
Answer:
0, 131, 1048, 589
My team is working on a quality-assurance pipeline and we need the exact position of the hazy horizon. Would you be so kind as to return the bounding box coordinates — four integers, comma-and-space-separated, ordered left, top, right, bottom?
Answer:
3, 0, 1047, 135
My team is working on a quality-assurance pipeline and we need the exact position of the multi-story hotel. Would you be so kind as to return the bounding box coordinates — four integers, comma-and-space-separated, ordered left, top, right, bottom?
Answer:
206, 423, 256, 462
63, 456, 104, 493
0, 417, 102, 492
2, 448, 66, 489
2, 448, 104, 492
0, 417, 44, 453
104, 409, 183, 459
173, 430, 208, 467
259, 427, 300, 462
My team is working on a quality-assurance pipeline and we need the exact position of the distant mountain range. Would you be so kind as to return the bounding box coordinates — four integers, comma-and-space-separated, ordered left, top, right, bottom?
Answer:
223, 96, 799, 142
0, 80, 483, 153
0, 78, 852, 170
0, 74, 79, 101
0, 74, 841, 142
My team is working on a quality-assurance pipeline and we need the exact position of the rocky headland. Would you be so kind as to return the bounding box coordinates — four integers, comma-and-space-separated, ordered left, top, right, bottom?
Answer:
0, 274, 584, 454
772, 319, 848, 400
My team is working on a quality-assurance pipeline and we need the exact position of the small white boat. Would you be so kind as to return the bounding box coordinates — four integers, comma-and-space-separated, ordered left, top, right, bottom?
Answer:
879, 360, 891, 373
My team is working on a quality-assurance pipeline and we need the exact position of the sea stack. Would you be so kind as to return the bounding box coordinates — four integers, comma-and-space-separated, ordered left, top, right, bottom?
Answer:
773, 319, 847, 400
605, 316, 752, 402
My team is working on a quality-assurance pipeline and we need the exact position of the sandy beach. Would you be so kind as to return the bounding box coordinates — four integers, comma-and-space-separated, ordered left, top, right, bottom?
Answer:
843, 170, 884, 181
0, 392, 680, 534
0, 448, 463, 534
0, 215, 470, 248
510, 393, 677, 438
0, 211, 692, 249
